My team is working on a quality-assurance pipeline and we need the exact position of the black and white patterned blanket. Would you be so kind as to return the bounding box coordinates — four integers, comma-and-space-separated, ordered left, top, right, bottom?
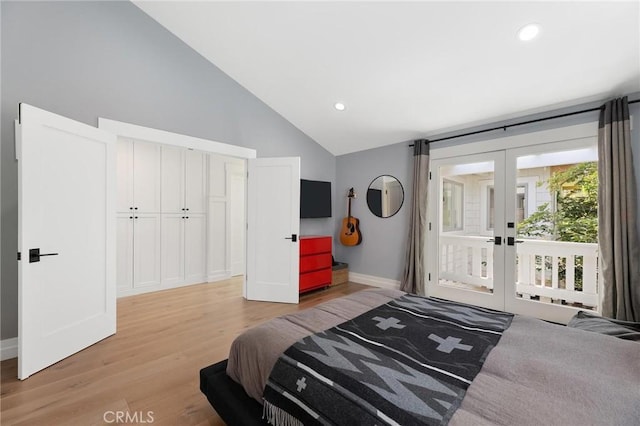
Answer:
263, 294, 514, 426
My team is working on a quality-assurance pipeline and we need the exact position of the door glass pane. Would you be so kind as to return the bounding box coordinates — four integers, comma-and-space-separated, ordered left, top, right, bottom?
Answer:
438, 161, 495, 294
514, 147, 599, 312
487, 185, 526, 231
487, 187, 495, 230
443, 180, 464, 231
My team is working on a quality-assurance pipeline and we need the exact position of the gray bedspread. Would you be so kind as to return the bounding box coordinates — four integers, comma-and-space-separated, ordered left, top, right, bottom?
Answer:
227, 289, 640, 425
227, 288, 406, 403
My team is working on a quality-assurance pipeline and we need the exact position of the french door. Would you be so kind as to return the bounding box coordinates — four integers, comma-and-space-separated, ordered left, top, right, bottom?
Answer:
428, 137, 599, 324
428, 151, 506, 311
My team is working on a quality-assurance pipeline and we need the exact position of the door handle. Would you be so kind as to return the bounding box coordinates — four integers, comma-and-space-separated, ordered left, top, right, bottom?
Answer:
284, 234, 298, 242
507, 237, 524, 246
487, 236, 502, 245
29, 248, 59, 263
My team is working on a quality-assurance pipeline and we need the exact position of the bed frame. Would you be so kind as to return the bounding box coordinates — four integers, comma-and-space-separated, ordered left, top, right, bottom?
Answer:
199, 359, 265, 425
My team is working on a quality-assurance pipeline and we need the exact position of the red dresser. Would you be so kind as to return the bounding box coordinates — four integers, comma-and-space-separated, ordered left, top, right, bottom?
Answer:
299, 236, 332, 293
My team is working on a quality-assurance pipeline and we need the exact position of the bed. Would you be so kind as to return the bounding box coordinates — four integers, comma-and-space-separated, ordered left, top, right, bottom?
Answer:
200, 288, 640, 425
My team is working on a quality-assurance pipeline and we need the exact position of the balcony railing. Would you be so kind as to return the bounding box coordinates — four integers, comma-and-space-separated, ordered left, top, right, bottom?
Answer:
439, 234, 599, 309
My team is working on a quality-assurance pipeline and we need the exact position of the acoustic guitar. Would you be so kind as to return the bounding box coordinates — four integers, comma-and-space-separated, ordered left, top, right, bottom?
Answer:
340, 188, 362, 246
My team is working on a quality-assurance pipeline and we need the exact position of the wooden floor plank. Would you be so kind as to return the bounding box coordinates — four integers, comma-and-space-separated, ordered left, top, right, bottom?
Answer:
0, 278, 370, 425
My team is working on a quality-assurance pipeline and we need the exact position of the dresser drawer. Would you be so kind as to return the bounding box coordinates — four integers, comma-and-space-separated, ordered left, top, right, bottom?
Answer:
300, 253, 332, 273
300, 269, 332, 292
300, 236, 332, 255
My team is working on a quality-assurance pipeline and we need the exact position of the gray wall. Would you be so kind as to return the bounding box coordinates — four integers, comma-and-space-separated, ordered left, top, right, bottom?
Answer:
0, 1, 335, 340
334, 142, 412, 281
335, 98, 640, 283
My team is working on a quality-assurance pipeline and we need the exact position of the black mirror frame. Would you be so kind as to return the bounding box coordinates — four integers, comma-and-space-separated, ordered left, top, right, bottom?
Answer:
366, 174, 404, 218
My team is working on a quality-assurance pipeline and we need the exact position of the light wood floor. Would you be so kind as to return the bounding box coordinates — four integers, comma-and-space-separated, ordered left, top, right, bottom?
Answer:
0, 278, 371, 425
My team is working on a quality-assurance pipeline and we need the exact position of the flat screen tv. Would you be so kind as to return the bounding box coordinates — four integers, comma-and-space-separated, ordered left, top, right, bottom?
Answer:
300, 179, 332, 218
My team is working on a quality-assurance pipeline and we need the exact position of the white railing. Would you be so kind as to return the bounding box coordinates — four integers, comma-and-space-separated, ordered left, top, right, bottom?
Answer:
439, 234, 599, 308
440, 235, 495, 289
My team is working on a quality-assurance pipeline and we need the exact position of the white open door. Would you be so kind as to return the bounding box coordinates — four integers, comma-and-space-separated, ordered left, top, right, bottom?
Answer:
246, 157, 300, 303
17, 104, 116, 379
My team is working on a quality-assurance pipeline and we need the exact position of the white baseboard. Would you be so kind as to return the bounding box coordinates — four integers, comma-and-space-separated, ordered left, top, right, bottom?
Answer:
1, 337, 18, 361
348, 272, 401, 290
207, 271, 231, 283
117, 285, 160, 298
117, 276, 211, 298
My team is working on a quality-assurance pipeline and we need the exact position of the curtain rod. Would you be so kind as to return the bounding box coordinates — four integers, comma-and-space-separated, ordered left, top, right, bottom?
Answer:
409, 98, 640, 146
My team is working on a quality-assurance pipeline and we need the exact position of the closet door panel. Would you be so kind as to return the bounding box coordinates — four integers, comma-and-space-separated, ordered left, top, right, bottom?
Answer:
185, 214, 207, 284
228, 163, 246, 276
116, 214, 134, 292
161, 214, 185, 287
161, 146, 185, 213
116, 139, 134, 213
133, 214, 161, 288
185, 150, 207, 214
207, 200, 227, 280
133, 141, 161, 213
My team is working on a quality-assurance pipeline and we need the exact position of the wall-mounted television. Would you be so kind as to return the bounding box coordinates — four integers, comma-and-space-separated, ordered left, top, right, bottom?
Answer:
300, 179, 332, 218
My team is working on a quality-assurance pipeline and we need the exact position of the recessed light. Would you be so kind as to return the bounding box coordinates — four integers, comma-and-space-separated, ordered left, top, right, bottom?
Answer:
334, 102, 346, 111
518, 23, 540, 41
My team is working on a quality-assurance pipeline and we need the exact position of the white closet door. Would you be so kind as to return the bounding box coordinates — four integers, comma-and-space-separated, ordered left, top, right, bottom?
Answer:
161, 214, 185, 287
184, 214, 207, 284
133, 214, 161, 288
246, 157, 300, 303
116, 139, 134, 213
116, 214, 134, 293
161, 145, 185, 213
133, 141, 161, 213
185, 150, 207, 214
18, 103, 116, 379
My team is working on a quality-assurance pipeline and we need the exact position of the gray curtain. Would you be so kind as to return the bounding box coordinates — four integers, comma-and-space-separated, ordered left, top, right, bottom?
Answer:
598, 96, 640, 321
401, 139, 429, 294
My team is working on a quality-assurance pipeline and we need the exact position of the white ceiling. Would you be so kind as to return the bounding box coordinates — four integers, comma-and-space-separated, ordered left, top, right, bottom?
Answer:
134, 1, 640, 156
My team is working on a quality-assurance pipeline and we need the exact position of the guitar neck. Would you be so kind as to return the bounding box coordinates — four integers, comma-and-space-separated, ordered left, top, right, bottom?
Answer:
347, 197, 352, 218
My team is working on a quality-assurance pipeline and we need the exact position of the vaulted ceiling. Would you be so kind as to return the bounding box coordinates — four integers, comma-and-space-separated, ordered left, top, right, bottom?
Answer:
134, 1, 640, 155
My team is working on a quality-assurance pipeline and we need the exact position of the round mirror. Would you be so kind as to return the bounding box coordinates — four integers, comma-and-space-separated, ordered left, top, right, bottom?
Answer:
366, 175, 404, 218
